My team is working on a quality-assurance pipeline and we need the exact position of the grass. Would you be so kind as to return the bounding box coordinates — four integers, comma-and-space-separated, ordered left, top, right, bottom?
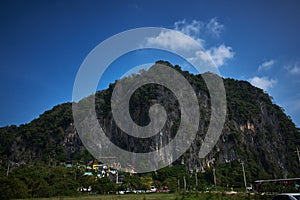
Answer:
21, 193, 176, 200
20, 192, 273, 200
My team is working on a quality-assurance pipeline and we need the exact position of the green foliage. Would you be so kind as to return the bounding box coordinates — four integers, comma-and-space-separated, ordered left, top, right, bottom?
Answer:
122, 174, 143, 190
0, 165, 80, 199
0, 176, 28, 199
93, 176, 117, 194
163, 177, 178, 192
154, 165, 186, 182
0, 126, 17, 156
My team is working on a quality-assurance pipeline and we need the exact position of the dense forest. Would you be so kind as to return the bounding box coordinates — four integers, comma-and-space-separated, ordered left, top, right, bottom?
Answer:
0, 61, 299, 199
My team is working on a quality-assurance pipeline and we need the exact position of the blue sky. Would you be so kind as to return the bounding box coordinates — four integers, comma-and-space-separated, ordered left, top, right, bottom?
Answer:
1, 0, 300, 127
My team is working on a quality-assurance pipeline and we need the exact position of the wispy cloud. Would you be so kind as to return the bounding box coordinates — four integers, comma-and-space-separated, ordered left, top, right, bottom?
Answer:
285, 62, 300, 75
206, 17, 224, 37
258, 59, 275, 71
144, 19, 233, 69
174, 18, 224, 39
175, 19, 233, 68
174, 19, 202, 39
249, 76, 277, 91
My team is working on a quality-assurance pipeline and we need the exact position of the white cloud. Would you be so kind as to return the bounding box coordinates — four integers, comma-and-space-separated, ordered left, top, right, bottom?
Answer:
187, 44, 234, 70
145, 30, 201, 52
174, 19, 202, 39
174, 18, 224, 38
258, 59, 275, 71
290, 66, 300, 74
175, 19, 232, 68
206, 18, 224, 37
204, 44, 234, 67
249, 76, 277, 91
144, 19, 234, 69
286, 62, 300, 75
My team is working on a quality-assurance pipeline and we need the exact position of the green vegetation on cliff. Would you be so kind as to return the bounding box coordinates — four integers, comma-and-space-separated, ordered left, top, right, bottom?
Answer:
0, 61, 299, 199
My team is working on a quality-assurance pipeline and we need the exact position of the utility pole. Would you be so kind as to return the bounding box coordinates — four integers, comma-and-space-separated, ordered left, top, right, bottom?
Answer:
213, 168, 217, 189
241, 162, 247, 191
195, 169, 198, 189
295, 147, 300, 164
6, 161, 10, 176
183, 175, 187, 192
116, 171, 119, 184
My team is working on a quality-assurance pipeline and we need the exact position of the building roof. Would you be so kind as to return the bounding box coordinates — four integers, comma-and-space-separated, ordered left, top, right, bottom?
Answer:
254, 178, 300, 183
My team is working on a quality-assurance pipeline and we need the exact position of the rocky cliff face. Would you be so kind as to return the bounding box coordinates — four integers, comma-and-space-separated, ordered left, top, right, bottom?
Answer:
0, 61, 299, 179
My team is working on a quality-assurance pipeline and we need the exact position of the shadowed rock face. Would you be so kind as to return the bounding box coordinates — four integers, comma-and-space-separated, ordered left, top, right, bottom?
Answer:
0, 61, 299, 178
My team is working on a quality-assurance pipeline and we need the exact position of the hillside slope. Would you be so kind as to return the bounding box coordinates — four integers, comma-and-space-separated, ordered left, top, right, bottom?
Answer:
0, 61, 299, 180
